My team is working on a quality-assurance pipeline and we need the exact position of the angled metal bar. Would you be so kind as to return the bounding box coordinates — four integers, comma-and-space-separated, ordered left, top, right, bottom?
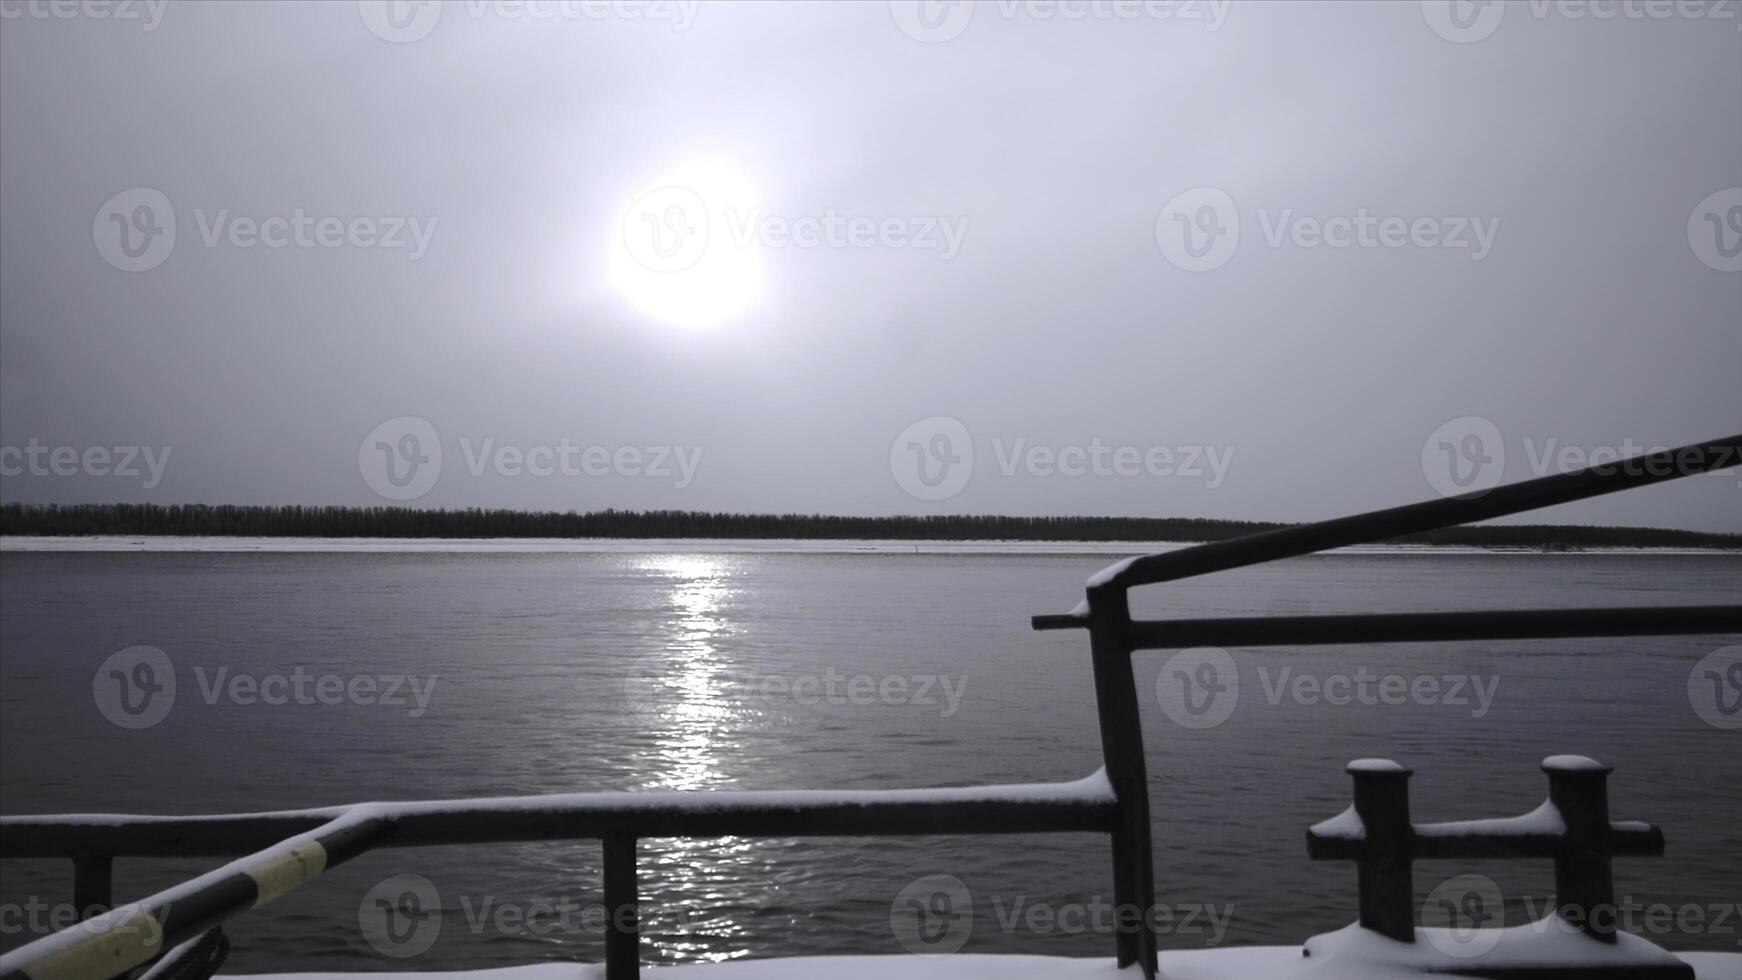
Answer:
1124, 605, 1742, 650
1089, 433, 1739, 600
0, 815, 384, 980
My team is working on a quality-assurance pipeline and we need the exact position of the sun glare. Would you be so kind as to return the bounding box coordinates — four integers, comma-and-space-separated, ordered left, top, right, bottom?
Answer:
610, 162, 764, 328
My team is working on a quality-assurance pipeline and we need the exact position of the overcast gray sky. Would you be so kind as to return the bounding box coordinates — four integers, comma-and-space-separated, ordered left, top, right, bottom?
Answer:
1, 0, 1738, 530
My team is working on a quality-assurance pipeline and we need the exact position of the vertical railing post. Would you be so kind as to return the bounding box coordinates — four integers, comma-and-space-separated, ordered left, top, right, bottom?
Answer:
1543, 755, 1617, 942
603, 834, 640, 980
72, 854, 112, 917
1346, 760, 1415, 943
1085, 584, 1156, 979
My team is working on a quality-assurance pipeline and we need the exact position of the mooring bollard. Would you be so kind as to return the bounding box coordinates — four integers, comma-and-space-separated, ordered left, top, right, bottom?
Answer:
1542, 755, 1618, 942
1308, 754, 1669, 956
1346, 759, 1415, 943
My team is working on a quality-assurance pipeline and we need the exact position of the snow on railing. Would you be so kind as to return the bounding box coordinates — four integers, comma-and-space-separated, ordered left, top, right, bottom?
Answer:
0, 776, 1119, 980
1306, 754, 1681, 978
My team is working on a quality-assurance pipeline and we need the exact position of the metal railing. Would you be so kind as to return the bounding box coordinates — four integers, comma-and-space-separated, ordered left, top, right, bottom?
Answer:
2, 434, 1739, 980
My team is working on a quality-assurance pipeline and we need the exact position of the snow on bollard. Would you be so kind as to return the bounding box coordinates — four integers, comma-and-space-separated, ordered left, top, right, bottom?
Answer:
1304, 755, 1688, 978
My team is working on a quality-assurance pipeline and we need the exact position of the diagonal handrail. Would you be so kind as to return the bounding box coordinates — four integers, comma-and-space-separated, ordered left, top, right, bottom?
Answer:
1034, 433, 1741, 630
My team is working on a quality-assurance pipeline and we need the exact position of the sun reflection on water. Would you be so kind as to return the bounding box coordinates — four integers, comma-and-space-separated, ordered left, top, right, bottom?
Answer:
627, 554, 771, 962
635, 554, 739, 792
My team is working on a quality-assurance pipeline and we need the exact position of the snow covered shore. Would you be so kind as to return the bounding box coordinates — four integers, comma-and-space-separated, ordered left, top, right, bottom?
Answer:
3, 536, 1734, 556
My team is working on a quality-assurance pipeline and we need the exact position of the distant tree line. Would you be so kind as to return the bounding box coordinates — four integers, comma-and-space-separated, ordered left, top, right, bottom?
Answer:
1, 503, 1736, 549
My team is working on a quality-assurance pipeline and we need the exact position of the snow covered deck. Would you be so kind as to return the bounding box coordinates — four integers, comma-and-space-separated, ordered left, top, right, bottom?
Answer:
228, 946, 1742, 980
